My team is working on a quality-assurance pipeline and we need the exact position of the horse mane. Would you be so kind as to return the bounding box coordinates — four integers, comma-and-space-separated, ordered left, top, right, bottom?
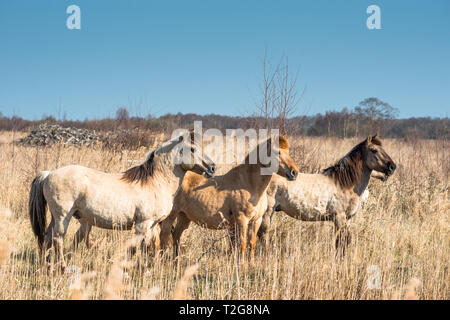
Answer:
121, 151, 155, 184
322, 140, 366, 189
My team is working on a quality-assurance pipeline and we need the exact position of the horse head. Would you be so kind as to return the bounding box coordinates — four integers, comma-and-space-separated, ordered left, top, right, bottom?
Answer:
363, 134, 396, 180
259, 135, 298, 181
167, 129, 216, 178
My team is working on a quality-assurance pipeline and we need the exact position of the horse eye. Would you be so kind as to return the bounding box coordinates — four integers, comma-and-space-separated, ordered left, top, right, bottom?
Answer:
371, 149, 378, 154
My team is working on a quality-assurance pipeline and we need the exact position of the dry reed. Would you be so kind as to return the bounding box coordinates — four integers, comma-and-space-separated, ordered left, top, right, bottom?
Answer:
0, 132, 448, 300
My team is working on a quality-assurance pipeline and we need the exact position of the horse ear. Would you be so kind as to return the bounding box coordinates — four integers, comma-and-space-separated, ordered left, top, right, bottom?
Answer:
372, 133, 378, 140
279, 135, 289, 149
367, 135, 372, 143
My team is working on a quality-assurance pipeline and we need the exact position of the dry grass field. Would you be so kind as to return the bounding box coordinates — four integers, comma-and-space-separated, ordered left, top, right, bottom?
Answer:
0, 131, 448, 300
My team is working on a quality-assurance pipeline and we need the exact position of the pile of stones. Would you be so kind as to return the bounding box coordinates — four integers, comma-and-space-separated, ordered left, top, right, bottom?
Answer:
17, 123, 101, 147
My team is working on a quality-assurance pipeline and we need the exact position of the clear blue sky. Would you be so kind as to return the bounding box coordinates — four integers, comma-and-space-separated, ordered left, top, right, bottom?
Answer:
1, 0, 449, 120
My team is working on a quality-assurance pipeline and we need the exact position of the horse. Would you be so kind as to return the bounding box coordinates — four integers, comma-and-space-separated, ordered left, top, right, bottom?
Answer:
28, 131, 216, 270
257, 134, 396, 255
158, 135, 299, 258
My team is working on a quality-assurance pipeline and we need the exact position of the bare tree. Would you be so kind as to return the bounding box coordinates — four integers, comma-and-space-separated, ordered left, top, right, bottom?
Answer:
275, 56, 304, 135
255, 50, 279, 130
255, 52, 303, 134
116, 106, 130, 129
116, 107, 129, 121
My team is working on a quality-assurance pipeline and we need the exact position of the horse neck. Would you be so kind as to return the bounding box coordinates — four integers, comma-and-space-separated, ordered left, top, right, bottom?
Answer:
236, 161, 273, 198
326, 145, 368, 194
353, 165, 372, 196
149, 152, 185, 193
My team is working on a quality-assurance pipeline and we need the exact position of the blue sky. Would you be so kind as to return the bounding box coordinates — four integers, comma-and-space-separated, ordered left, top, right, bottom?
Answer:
1, 0, 449, 120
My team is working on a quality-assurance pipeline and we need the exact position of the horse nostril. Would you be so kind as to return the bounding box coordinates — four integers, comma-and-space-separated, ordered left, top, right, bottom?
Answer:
291, 169, 298, 178
210, 165, 216, 173
389, 163, 396, 172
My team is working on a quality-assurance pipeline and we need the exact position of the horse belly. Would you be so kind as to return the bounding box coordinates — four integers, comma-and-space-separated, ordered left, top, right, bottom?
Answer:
283, 195, 329, 221
185, 204, 232, 230
185, 202, 230, 229
183, 195, 231, 230
190, 212, 230, 230
78, 195, 135, 230
83, 213, 134, 230
297, 207, 328, 221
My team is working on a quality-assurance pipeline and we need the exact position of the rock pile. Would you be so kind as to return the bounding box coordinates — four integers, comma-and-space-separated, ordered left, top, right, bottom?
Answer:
17, 123, 101, 146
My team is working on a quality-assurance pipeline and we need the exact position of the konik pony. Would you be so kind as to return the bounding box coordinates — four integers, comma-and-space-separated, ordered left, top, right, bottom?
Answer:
29, 131, 216, 269
159, 135, 299, 258
258, 134, 396, 254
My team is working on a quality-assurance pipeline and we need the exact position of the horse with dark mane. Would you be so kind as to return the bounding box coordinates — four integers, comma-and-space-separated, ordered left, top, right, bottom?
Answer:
258, 134, 396, 254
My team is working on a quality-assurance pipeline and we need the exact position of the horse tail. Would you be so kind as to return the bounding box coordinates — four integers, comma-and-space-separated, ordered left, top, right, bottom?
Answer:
29, 171, 50, 251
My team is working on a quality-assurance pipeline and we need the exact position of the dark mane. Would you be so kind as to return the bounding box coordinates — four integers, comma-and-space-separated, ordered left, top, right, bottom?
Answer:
322, 141, 365, 189
121, 151, 155, 184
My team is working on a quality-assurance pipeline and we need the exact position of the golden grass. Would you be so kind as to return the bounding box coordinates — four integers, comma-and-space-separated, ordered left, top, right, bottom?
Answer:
0, 132, 448, 300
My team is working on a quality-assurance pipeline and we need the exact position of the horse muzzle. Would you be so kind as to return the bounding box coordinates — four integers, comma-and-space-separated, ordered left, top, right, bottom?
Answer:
286, 169, 298, 181
205, 164, 216, 178
384, 162, 396, 176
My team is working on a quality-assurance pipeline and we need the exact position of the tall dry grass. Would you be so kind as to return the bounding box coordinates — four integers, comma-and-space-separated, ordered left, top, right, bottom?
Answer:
0, 132, 448, 299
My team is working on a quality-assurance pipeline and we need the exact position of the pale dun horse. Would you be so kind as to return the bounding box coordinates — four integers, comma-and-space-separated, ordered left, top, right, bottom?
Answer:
258, 134, 396, 255
28, 131, 216, 270
159, 136, 299, 258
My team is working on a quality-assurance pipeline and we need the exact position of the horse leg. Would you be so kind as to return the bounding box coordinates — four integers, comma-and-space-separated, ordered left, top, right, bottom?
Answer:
84, 224, 92, 248
235, 213, 249, 259
248, 216, 263, 259
334, 213, 351, 257
145, 221, 162, 253
227, 226, 237, 253
159, 208, 178, 252
139, 219, 171, 256
43, 217, 55, 270
52, 215, 71, 272
45, 199, 75, 272
73, 219, 92, 249
171, 213, 191, 258
257, 209, 272, 252
258, 193, 276, 247
131, 219, 153, 258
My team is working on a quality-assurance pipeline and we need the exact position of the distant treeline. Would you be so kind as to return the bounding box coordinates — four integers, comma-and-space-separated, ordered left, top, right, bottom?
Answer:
0, 108, 448, 140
